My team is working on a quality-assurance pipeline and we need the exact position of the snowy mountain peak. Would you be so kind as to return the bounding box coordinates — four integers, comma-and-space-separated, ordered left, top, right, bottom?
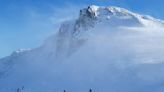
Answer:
78, 5, 164, 28
80, 5, 135, 19
87, 5, 132, 16
87, 5, 99, 14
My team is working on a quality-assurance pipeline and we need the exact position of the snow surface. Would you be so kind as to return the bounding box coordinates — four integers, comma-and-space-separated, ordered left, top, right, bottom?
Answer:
0, 5, 164, 92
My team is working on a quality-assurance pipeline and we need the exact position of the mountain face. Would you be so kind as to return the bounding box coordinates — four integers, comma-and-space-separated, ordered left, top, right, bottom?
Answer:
1, 5, 164, 92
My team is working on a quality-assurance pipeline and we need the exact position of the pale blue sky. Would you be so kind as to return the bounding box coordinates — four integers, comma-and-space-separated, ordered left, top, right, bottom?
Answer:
0, 0, 164, 58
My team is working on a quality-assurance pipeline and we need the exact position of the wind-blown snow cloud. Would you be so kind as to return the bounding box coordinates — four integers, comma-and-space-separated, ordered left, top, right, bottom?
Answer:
0, 4, 82, 58
49, 4, 82, 25
62, 26, 164, 92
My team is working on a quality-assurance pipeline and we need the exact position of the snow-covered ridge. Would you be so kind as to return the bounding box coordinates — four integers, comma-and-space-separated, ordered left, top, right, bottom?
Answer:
12, 49, 31, 54
78, 5, 164, 27
69, 5, 164, 38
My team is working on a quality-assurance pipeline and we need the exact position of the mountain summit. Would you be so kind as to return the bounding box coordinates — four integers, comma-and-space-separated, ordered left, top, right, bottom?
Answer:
78, 5, 163, 27
0, 5, 164, 92
68, 5, 164, 38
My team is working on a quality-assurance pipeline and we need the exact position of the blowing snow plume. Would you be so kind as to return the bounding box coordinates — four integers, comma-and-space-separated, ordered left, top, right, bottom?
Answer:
0, 5, 164, 92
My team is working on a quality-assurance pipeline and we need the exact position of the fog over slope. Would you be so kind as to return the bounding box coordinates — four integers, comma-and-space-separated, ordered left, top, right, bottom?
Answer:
0, 5, 164, 92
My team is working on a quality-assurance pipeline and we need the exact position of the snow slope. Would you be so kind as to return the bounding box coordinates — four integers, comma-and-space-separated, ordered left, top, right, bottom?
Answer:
0, 5, 164, 92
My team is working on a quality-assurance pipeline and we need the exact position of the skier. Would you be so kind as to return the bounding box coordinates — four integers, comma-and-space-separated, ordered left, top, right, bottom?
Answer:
89, 89, 92, 92
16, 88, 20, 92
